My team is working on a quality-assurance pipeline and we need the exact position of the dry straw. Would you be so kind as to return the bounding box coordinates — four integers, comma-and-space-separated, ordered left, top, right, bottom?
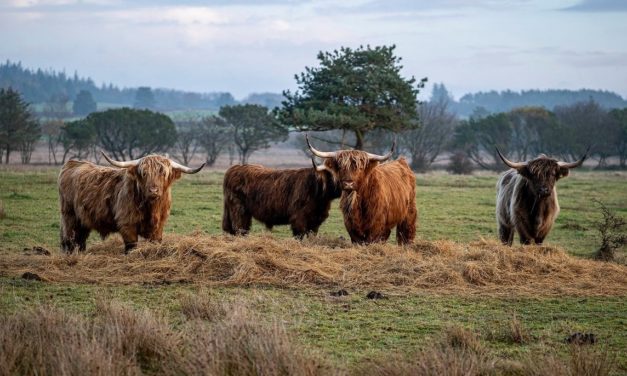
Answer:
2, 234, 627, 297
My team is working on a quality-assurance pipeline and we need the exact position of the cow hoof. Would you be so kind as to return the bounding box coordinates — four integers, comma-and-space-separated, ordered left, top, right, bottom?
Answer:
330, 289, 349, 297
22, 272, 43, 281
366, 291, 385, 300
565, 332, 596, 345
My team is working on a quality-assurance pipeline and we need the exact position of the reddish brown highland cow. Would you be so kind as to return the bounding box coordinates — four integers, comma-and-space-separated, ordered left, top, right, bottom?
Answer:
307, 135, 417, 245
58, 153, 204, 253
495, 148, 588, 245
222, 160, 340, 238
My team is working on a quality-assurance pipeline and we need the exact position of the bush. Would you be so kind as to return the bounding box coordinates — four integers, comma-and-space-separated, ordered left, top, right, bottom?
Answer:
594, 200, 627, 262
447, 151, 474, 175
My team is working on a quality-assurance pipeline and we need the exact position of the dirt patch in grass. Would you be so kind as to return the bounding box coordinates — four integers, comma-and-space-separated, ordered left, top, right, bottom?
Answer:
1, 234, 626, 297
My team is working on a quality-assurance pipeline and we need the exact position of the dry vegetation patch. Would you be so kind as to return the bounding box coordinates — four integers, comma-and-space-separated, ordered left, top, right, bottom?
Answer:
1, 234, 626, 296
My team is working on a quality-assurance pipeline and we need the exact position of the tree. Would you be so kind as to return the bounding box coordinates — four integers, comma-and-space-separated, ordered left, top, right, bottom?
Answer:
73, 90, 97, 116
41, 120, 63, 164
278, 45, 427, 149
452, 113, 512, 170
134, 87, 156, 110
87, 108, 176, 160
507, 107, 561, 161
196, 116, 233, 166
59, 119, 96, 162
220, 104, 287, 164
554, 100, 611, 167
609, 108, 627, 168
172, 121, 200, 166
0, 88, 38, 164
403, 91, 458, 172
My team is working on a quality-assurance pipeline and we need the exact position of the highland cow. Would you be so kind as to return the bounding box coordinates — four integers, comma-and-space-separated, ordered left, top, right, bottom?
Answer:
495, 148, 588, 245
307, 135, 417, 245
58, 153, 204, 253
222, 160, 340, 238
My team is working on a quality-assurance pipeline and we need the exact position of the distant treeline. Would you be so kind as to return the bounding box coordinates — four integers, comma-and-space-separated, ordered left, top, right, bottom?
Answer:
0, 61, 282, 111
3, 60, 627, 116
428, 84, 627, 118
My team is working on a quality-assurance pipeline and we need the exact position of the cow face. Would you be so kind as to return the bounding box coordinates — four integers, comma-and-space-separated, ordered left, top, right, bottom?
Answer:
306, 134, 394, 192
102, 153, 205, 201
496, 148, 588, 199
134, 157, 180, 201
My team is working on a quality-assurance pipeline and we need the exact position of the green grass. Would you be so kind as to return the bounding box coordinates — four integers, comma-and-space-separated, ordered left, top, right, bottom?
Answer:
1, 168, 625, 257
1, 278, 626, 371
0, 167, 626, 372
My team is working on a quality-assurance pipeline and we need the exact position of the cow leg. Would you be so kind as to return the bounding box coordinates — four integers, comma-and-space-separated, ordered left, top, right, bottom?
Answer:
75, 226, 90, 252
397, 206, 417, 245
119, 227, 138, 254
290, 216, 308, 239
60, 214, 82, 253
498, 224, 514, 246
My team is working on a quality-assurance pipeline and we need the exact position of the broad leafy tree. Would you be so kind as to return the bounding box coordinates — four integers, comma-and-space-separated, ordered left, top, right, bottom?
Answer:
453, 113, 512, 170
87, 108, 176, 160
278, 45, 427, 149
60, 119, 96, 162
220, 104, 287, 164
0, 88, 39, 164
73, 90, 97, 116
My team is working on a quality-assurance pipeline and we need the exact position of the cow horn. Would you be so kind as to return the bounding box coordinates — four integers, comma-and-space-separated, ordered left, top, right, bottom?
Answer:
306, 134, 337, 158
311, 157, 327, 172
558, 146, 590, 169
495, 148, 527, 169
365, 140, 396, 162
101, 151, 140, 168
170, 160, 205, 174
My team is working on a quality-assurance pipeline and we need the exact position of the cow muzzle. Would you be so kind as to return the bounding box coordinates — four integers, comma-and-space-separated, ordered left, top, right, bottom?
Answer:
148, 188, 161, 200
342, 181, 356, 191
538, 187, 550, 198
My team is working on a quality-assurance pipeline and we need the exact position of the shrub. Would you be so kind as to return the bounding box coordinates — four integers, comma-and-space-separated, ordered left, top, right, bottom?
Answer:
447, 151, 474, 175
593, 200, 627, 262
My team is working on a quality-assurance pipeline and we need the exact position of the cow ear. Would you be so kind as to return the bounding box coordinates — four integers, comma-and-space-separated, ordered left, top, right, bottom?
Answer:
557, 167, 569, 179
173, 169, 182, 180
517, 166, 531, 179
366, 160, 379, 172
127, 165, 138, 178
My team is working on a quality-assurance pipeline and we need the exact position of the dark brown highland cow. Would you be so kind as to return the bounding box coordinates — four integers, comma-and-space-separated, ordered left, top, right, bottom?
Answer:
495, 148, 588, 245
307, 135, 417, 245
222, 160, 340, 238
58, 153, 204, 253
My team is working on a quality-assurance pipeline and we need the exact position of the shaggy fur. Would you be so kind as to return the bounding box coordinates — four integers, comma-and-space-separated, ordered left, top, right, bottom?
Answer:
496, 156, 571, 245
324, 151, 417, 245
58, 155, 184, 253
222, 164, 340, 238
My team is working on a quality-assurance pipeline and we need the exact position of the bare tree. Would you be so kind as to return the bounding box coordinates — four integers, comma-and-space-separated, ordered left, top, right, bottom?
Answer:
173, 121, 200, 165
403, 97, 457, 172
196, 116, 233, 166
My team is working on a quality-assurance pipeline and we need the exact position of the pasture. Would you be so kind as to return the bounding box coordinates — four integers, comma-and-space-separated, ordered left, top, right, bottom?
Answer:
1, 166, 626, 374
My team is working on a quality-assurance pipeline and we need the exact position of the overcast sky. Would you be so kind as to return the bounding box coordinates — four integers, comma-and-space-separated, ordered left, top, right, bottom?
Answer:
1, 0, 626, 99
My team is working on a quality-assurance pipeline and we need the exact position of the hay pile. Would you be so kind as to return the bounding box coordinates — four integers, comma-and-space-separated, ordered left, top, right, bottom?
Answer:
2, 234, 626, 296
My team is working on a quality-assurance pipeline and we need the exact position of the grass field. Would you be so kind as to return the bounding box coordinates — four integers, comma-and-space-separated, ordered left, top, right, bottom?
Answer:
0, 166, 626, 374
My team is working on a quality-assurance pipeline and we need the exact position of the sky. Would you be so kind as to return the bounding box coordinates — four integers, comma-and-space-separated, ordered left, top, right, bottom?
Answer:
1, 0, 626, 100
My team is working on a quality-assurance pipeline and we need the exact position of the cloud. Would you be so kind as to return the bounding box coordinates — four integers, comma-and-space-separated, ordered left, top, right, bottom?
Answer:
563, 0, 627, 12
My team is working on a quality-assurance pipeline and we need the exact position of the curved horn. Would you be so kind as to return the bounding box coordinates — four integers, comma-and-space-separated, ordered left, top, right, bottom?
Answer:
558, 146, 590, 169
365, 140, 396, 162
495, 147, 527, 169
101, 151, 140, 168
311, 157, 327, 172
170, 159, 205, 174
305, 134, 337, 158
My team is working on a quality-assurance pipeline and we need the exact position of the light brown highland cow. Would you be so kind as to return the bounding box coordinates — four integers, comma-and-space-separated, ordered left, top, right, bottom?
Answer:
307, 135, 417, 245
58, 153, 204, 253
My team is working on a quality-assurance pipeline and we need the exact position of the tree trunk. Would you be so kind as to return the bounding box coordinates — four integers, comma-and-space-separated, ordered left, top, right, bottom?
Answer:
354, 129, 364, 150
5, 147, 10, 164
